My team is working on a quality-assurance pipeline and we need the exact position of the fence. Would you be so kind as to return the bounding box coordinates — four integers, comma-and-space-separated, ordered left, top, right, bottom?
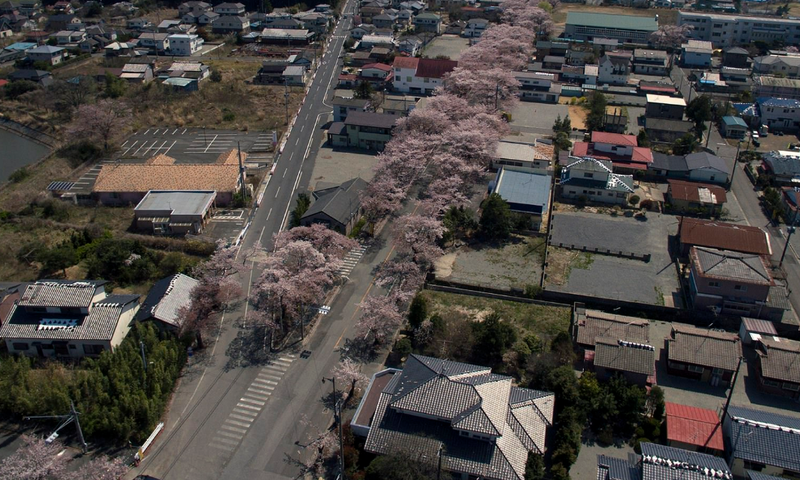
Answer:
549, 242, 651, 262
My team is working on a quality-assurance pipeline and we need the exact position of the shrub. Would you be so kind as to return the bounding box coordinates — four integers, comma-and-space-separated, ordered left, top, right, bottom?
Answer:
524, 284, 542, 299
408, 294, 428, 330
223, 112, 236, 122
394, 338, 412, 357
57, 141, 103, 168
629, 195, 641, 206
8, 168, 30, 183
210, 69, 223, 82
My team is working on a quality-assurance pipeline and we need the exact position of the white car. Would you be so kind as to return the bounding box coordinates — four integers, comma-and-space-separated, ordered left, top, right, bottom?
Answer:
751, 131, 759, 140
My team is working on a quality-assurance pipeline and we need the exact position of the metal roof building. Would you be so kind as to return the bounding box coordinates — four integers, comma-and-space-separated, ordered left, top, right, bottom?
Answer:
491, 167, 551, 216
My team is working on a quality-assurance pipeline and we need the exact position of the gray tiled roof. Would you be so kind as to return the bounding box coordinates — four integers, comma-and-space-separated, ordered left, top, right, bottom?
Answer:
136, 274, 198, 328
598, 455, 640, 480
594, 337, 655, 376
365, 354, 554, 480
757, 337, 800, 384
747, 471, 785, 480
725, 405, 800, 473
640, 443, 731, 480
667, 325, 742, 371
303, 177, 368, 226
575, 308, 650, 347
18, 280, 105, 308
0, 293, 138, 341
691, 247, 773, 285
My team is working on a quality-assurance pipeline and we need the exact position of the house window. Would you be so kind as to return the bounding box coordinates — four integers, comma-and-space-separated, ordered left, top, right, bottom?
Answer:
708, 281, 720, 288
12, 342, 29, 351
406, 76, 412, 82
668, 361, 686, 370
583, 173, 593, 178
734, 285, 748, 292
784, 382, 800, 391
83, 344, 105, 355
764, 378, 781, 387
687, 364, 704, 373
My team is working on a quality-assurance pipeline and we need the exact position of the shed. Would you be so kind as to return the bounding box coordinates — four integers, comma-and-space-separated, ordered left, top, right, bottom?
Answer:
722, 116, 748, 139
739, 317, 778, 346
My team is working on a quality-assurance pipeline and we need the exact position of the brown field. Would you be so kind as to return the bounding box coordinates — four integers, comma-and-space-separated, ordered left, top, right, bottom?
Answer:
552, 4, 677, 26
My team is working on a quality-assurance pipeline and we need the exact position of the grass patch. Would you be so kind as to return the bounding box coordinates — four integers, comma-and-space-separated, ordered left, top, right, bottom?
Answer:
420, 289, 570, 339
654, 286, 665, 306
544, 247, 594, 286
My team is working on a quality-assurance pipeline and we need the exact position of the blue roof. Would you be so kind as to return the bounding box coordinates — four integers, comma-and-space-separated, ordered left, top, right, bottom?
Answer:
725, 405, 800, 473
4, 42, 36, 51
493, 168, 551, 210
757, 97, 800, 108
722, 116, 747, 127
733, 102, 758, 116
785, 187, 800, 207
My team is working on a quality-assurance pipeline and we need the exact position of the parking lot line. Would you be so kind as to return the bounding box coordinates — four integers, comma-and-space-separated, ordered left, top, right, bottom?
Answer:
143, 128, 151, 135
204, 135, 218, 153
121, 140, 129, 147
173, 128, 179, 135
164, 140, 177, 155
182, 128, 188, 134
131, 140, 151, 157
142, 140, 159, 155
121, 140, 138, 156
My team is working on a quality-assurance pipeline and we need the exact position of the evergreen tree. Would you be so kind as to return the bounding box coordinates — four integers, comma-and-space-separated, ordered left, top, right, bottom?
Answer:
637, 129, 650, 147
585, 92, 607, 132
479, 193, 512, 240
408, 294, 428, 330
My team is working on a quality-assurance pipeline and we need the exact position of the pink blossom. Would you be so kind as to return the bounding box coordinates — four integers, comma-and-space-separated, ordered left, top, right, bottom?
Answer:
355, 295, 404, 344
273, 223, 357, 261
66, 99, 131, 151
393, 214, 444, 267
0, 435, 67, 480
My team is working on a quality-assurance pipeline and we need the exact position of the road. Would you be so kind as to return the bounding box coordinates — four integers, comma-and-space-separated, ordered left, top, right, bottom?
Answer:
672, 65, 800, 320
130, 2, 372, 479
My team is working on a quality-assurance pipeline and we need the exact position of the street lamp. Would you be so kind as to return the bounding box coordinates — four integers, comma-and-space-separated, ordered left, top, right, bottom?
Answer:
727, 140, 742, 192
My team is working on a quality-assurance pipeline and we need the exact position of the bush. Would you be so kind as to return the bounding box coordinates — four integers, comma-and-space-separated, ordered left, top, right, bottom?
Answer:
57, 141, 103, 168
4, 80, 38, 99
479, 193, 512, 240
222, 112, 236, 122
394, 338, 412, 357
629, 195, 641, 206
210, 69, 223, 82
408, 294, 428, 330
8, 168, 30, 183
524, 284, 542, 299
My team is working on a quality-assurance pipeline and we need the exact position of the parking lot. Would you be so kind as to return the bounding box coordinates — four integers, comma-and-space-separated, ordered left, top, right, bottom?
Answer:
118, 128, 276, 162
421, 34, 470, 60
546, 211, 682, 306
510, 102, 569, 136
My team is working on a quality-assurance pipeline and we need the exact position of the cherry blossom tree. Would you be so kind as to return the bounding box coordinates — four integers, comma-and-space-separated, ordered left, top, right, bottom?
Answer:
61, 455, 129, 480
443, 67, 520, 112
393, 214, 445, 267
0, 436, 67, 480
374, 257, 426, 304
66, 99, 132, 151
459, 25, 535, 71
332, 358, 369, 401
356, 295, 405, 345
502, 0, 553, 35
273, 223, 357, 262
649, 25, 694, 48
360, 173, 408, 223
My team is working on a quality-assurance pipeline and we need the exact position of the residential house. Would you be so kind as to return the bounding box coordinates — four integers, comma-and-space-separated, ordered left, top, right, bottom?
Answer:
47, 13, 80, 31
178, 1, 211, 16
8, 68, 52, 86
259, 28, 312, 44
381, 95, 418, 116
722, 405, 800, 478
52, 29, 86, 45
52, 0, 73, 13
92, 150, 243, 206
738, 317, 778, 346
211, 15, 249, 33
138, 32, 170, 53
681, 40, 713, 67
754, 76, 800, 101
0, 280, 139, 359
0, 1, 15, 14
300, 178, 367, 235
266, 17, 303, 29
372, 12, 395, 29
17, 0, 40, 15
678, 11, 800, 48
758, 98, 800, 133
27, 45, 65, 65
564, 12, 657, 43
721, 115, 748, 139
102, 41, 142, 58
649, 151, 730, 184
666, 324, 742, 386
359, 34, 394, 50
572, 131, 653, 173
560, 64, 598, 86
397, 36, 421, 56
573, 306, 653, 386
359, 5, 384, 22
598, 51, 632, 86
392, 56, 457, 95
412, 12, 440, 34
722, 46, 751, 69
762, 150, 800, 185
490, 167, 551, 230
644, 118, 694, 143
295, 12, 331, 35
255, 59, 287, 84
666, 179, 727, 216
565, 49, 593, 67
664, 403, 724, 455
598, 443, 731, 480
350, 24, 376, 39
782, 187, 800, 225
754, 337, 800, 400
493, 140, 554, 172
136, 274, 199, 332
167, 33, 201, 56
358, 62, 393, 89
463, 17, 487, 37
632, 49, 669, 75
134, 190, 216, 235
181, 12, 198, 24
359, 354, 555, 480
678, 217, 772, 256
120, 62, 153, 83
197, 11, 218, 25
645, 94, 686, 120
166, 61, 210, 81
163, 77, 198, 92
282, 65, 305, 85
541, 55, 565, 70
559, 156, 635, 205
513, 71, 561, 103
157, 19, 182, 32
688, 246, 789, 321
337, 72, 357, 88
213, 2, 245, 15
327, 111, 397, 151
754, 53, 800, 78
127, 17, 151, 29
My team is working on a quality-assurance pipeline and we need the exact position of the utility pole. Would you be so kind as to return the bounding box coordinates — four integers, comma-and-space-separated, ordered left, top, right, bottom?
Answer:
720, 356, 743, 432
322, 376, 346, 479
237, 141, 247, 200
140, 340, 147, 389
779, 223, 797, 268
727, 140, 741, 192
437, 444, 444, 480
25, 401, 88, 454
284, 76, 290, 125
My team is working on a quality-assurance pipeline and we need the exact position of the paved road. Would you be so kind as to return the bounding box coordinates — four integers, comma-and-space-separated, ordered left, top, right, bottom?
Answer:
131, 2, 367, 479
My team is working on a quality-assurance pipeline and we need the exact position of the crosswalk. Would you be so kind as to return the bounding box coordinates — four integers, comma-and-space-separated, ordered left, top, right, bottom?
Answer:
207, 354, 296, 454
338, 244, 367, 279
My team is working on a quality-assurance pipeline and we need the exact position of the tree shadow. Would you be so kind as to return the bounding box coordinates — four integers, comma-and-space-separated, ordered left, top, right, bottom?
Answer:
224, 325, 275, 371
340, 337, 380, 363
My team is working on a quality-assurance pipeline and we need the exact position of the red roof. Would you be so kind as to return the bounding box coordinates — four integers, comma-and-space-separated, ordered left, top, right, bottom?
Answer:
591, 131, 638, 147
632, 147, 654, 163
639, 84, 675, 93
679, 217, 772, 256
0, 79, 8, 88
338, 73, 357, 80
665, 402, 724, 451
668, 179, 727, 204
393, 56, 419, 70
415, 58, 458, 79
572, 142, 652, 167
362, 63, 392, 72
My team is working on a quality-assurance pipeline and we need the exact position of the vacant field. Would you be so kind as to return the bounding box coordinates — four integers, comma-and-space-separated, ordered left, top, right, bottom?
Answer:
552, 4, 677, 25
422, 34, 470, 60
420, 289, 571, 340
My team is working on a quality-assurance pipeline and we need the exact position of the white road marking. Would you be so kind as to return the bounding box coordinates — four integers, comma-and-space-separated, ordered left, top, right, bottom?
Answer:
173, 128, 179, 134
182, 128, 188, 134
263, 364, 287, 373
283, 169, 286, 178
248, 386, 273, 396
143, 129, 151, 135
204, 134, 219, 153
121, 140, 129, 147
239, 397, 266, 406
122, 140, 138, 156
226, 418, 253, 427
229, 413, 255, 422
266, 208, 272, 220
220, 424, 248, 434
163, 140, 177, 155
209, 442, 235, 452
258, 373, 282, 381
295, 137, 299, 146
216, 431, 243, 441
253, 378, 278, 386
236, 402, 261, 411
233, 408, 258, 417
300, 124, 305, 132
275, 186, 280, 198
213, 436, 241, 445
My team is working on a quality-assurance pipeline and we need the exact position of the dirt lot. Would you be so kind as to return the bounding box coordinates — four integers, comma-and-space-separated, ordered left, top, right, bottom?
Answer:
419, 289, 571, 340
552, 4, 677, 25
421, 34, 470, 60
434, 235, 546, 291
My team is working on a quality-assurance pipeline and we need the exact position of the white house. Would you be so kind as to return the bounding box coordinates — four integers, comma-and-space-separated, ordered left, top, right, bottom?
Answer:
27, 45, 66, 65
463, 18, 487, 38
138, 32, 170, 52
350, 24, 375, 39
197, 11, 219, 25
213, 2, 245, 15
412, 12, 441, 34
758, 98, 800, 133
178, 0, 211, 16
127, 17, 152, 29
211, 15, 249, 33
168, 33, 202, 56
560, 156, 634, 205
598, 52, 631, 86
681, 40, 713, 68
0, 280, 139, 359
392, 56, 458, 95
514, 71, 561, 103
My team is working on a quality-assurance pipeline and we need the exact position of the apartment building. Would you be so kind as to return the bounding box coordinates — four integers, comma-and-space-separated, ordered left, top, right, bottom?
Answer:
678, 11, 800, 47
